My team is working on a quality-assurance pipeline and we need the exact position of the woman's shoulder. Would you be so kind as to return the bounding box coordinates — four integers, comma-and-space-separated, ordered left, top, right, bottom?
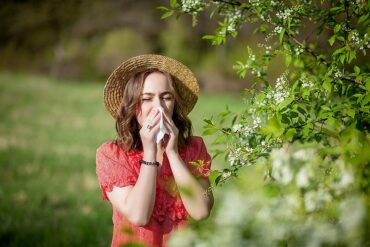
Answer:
188, 136, 206, 145
184, 136, 207, 151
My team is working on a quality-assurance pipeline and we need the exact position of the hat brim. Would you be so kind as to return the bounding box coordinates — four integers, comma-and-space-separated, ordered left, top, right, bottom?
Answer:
104, 54, 199, 118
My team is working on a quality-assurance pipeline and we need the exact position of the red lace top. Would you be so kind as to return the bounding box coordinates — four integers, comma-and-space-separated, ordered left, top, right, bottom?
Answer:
96, 136, 211, 247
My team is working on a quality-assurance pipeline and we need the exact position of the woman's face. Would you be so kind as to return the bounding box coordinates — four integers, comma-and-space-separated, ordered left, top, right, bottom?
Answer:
136, 71, 175, 127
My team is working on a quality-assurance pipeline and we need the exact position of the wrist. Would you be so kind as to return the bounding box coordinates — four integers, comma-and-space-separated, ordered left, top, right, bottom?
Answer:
143, 150, 156, 161
166, 150, 180, 160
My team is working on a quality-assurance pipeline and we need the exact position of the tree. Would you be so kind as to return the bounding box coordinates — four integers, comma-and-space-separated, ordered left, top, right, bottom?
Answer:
159, 0, 370, 246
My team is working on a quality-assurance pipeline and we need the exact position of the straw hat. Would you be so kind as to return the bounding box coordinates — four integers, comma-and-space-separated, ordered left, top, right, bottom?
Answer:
104, 54, 200, 119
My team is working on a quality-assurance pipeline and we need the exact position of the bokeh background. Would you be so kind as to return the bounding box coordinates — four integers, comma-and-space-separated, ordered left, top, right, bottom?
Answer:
0, 0, 252, 246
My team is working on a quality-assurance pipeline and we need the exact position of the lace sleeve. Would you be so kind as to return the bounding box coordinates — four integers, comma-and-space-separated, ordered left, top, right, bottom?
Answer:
186, 136, 212, 179
96, 142, 137, 200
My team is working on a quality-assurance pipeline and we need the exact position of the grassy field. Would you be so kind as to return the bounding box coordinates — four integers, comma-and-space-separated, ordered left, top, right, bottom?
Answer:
0, 72, 244, 246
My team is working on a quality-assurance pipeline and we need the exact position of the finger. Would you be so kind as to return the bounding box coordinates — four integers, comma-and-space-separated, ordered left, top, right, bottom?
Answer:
143, 109, 159, 126
143, 114, 160, 131
162, 112, 175, 126
163, 119, 175, 134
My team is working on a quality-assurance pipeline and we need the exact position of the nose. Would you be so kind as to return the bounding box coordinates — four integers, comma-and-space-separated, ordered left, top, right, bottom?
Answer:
152, 97, 165, 109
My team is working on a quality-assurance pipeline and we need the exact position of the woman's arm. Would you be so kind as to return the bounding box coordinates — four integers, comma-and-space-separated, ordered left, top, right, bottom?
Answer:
107, 151, 158, 226
107, 108, 161, 226
167, 152, 214, 220
161, 111, 213, 220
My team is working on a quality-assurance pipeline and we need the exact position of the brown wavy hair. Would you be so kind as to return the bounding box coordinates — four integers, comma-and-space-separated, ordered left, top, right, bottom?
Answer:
114, 69, 193, 152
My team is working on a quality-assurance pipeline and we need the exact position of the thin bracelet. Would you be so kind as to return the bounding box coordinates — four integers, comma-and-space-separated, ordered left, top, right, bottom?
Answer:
139, 160, 160, 167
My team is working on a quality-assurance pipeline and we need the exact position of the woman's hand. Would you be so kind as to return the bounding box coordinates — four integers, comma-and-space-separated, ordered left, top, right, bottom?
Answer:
162, 110, 179, 155
139, 108, 160, 153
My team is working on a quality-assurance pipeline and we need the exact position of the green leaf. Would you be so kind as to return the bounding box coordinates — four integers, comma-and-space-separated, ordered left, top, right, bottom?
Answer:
365, 77, 370, 91
336, 36, 345, 42
170, 0, 177, 8
202, 35, 216, 40
156, 6, 169, 11
202, 127, 218, 136
347, 109, 355, 118
261, 115, 284, 137
203, 118, 214, 125
215, 174, 223, 186
323, 80, 332, 93
278, 96, 294, 110
189, 160, 203, 167
354, 66, 361, 75
321, 105, 331, 111
279, 28, 285, 43
285, 128, 297, 141
285, 55, 292, 66
334, 24, 341, 33
330, 6, 344, 13
362, 94, 370, 106
231, 115, 238, 126
289, 111, 299, 118
297, 106, 307, 115
303, 122, 313, 137
178, 185, 194, 197
160, 10, 174, 19
329, 35, 336, 46
209, 170, 220, 186
340, 54, 346, 64
122, 243, 147, 247
358, 13, 369, 24
348, 50, 356, 63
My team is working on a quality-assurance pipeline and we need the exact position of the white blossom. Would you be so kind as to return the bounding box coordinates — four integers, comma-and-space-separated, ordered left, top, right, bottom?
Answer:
292, 149, 314, 161
222, 171, 232, 179
334, 70, 343, 78
350, 31, 360, 46
268, 74, 290, 104
226, 9, 243, 33
304, 188, 332, 212
265, 45, 272, 54
333, 160, 355, 194
253, 117, 262, 128
304, 191, 316, 212
271, 148, 292, 185
250, 0, 261, 7
243, 126, 253, 135
181, 0, 205, 13
296, 167, 311, 188
301, 79, 314, 88
276, 8, 293, 21
273, 26, 283, 34
232, 124, 243, 132
339, 196, 365, 242
294, 46, 304, 55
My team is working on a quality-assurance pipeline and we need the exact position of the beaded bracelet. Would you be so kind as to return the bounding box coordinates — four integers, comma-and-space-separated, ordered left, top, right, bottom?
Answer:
139, 160, 160, 167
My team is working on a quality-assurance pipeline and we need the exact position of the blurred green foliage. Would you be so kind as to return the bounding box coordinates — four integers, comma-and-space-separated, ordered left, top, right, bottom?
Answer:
0, 0, 255, 93
95, 28, 152, 76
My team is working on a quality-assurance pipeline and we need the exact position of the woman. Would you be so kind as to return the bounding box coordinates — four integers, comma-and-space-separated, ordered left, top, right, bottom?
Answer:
96, 54, 213, 247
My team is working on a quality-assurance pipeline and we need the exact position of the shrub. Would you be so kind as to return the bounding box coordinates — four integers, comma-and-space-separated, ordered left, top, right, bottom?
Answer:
160, 0, 370, 246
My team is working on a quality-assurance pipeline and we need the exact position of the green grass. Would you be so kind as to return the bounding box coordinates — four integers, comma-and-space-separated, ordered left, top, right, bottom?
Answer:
0, 72, 244, 246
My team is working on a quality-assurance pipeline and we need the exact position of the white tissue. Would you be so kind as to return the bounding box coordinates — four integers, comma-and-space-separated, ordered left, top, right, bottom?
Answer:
156, 107, 168, 143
